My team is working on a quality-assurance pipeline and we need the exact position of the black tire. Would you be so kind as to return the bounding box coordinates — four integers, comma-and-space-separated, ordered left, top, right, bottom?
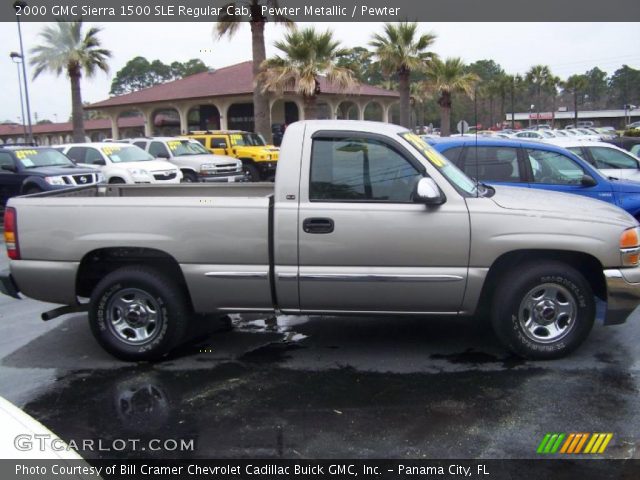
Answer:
24, 186, 42, 195
491, 261, 595, 360
89, 266, 191, 361
244, 163, 261, 182
181, 171, 198, 183
108, 177, 126, 184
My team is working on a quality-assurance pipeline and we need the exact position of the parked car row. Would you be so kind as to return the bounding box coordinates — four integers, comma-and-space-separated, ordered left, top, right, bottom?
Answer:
0, 129, 281, 207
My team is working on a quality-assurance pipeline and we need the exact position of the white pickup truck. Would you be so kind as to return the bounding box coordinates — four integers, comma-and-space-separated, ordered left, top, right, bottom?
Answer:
2, 121, 640, 361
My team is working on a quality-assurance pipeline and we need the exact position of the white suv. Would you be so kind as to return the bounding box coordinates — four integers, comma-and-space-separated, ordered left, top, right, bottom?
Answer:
125, 137, 245, 183
58, 143, 182, 184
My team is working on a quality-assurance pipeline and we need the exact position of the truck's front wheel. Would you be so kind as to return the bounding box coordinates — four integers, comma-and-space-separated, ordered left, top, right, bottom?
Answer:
89, 266, 191, 361
491, 261, 595, 359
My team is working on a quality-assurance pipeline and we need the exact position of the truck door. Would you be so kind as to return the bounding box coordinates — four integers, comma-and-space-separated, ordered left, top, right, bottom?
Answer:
297, 131, 470, 314
210, 136, 230, 156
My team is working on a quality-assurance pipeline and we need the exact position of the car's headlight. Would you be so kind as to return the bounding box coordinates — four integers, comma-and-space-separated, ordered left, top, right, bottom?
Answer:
127, 168, 149, 176
200, 163, 216, 171
96, 173, 105, 183
620, 227, 640, 266
44, 176, 67, 186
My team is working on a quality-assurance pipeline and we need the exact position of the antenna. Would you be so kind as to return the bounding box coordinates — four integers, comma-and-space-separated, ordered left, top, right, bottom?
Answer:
474, 85, 479, 198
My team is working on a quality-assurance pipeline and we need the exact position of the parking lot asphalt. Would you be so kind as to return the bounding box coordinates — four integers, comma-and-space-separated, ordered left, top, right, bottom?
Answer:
0, 240, 639, 460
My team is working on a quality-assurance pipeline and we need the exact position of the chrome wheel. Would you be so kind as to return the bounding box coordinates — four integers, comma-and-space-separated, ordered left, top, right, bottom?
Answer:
518, 283, 577, 343
106, 288, 163, 345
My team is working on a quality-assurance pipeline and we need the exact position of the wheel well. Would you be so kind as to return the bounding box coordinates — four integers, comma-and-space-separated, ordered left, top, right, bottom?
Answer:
108, 177, 125, 184
21, 182, 42, 194
478, 250, 607, 310
76, 247, 193, 307
240, 158, 255, 165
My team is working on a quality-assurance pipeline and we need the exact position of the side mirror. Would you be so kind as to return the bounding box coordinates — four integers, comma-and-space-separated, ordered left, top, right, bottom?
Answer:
1, 165, 17, 173
414, 177, 446, 205
581, 175, 597, 187
93, 159, 106, 166
155, 152, 170, 159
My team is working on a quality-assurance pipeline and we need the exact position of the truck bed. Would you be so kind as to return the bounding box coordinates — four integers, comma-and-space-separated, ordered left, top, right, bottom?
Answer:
8, 182, 276, 311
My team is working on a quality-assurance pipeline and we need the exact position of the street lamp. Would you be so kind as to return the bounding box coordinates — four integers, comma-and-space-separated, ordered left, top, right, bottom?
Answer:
13, 0, 34, 144
10, 52, 28, 141
529, 104, 535, 128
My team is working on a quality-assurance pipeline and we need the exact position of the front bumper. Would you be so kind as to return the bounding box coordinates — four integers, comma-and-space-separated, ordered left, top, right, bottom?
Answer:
200, 173, 247, 183
604, 267, 640, 324
0, 269, 20, 299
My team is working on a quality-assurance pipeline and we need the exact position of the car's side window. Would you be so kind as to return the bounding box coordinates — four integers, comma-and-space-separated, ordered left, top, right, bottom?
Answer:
211, 137, 228, 149
567, 147, 589, 162
526, 149, 585, 185
462, 146, 522, 182
66, 147, 86, 163
133, 141, 147, 150
149, 141, 170, 158
310, 136, 422, 202
631, 145, 640, 157
85, 148, 104, 165
191, 137, 207, 147
440, 147, 464, 165
588, 147, 638, 169
0, 152, 16, 171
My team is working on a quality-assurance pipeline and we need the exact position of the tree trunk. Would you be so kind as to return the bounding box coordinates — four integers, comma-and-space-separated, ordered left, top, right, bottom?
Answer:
250, 20, 271, 141
303, 95, 318, 120
574, 91, 579, 127
398, 69, 410, 128
439, 92, 452, 137
69, 67, 85, 142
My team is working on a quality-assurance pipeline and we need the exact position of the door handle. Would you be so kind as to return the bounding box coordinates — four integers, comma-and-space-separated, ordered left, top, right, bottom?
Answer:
303, 217, 334, 234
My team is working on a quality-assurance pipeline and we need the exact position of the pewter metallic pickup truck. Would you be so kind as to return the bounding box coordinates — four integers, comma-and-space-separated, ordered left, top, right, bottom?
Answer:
2, 121, 640, 361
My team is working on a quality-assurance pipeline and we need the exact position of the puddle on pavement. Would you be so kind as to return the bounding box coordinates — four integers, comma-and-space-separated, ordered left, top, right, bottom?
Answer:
430, 349, 526, 369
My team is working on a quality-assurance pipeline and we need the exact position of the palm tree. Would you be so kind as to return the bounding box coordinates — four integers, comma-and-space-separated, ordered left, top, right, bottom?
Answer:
259, 27, 357, 120
563, 74, 589, 128
370, 22, 436, 128
424, 58, 479, 137
30, 21, 110, 142
216, 1, 294, 140
525, 65, 553, 128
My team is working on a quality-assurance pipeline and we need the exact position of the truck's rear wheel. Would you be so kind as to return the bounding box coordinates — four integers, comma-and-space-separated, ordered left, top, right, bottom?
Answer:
89, 266, 191, 361
491, 261, 595, 359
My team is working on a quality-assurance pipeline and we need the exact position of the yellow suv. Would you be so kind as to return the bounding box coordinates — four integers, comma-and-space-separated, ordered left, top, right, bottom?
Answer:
187, 130, 279, 181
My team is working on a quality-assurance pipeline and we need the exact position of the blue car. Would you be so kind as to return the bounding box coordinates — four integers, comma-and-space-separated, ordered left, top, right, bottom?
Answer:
427, 137, 640, 220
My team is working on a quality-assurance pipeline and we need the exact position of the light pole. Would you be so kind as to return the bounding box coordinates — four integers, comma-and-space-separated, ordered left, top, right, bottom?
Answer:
529, 104, 534, 128
10, 52, 28, 141
13, 0, 34, 144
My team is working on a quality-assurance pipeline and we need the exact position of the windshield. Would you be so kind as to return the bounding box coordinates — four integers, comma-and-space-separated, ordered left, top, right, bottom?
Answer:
230, 133, 267, 147
400, 132, 478, 196
166, 139, 208, 156
15, 148, 75, 168
101, 145, 153, 163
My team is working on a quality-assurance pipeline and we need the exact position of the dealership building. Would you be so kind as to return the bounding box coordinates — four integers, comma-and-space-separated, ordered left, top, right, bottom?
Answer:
506, 108, 639, 129
0, 61, 399, 145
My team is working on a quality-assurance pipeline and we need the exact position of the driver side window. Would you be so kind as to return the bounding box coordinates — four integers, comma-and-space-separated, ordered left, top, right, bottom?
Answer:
310, 136, 422, 202
527, 148, 584, 185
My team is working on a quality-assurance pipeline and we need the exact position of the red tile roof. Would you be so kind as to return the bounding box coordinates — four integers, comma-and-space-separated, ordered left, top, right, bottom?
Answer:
0, 116, 143, 137
87, 61, 398, 109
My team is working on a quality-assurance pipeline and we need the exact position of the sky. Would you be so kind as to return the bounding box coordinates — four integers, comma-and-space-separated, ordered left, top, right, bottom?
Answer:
0, 22, 639, 123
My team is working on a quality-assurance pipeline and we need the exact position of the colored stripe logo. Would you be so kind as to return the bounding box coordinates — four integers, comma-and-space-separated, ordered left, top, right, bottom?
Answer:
537, 433, 613, 454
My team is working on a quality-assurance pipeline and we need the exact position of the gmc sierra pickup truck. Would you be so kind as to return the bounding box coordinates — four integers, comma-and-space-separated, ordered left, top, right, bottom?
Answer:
2, 121, 640, 361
